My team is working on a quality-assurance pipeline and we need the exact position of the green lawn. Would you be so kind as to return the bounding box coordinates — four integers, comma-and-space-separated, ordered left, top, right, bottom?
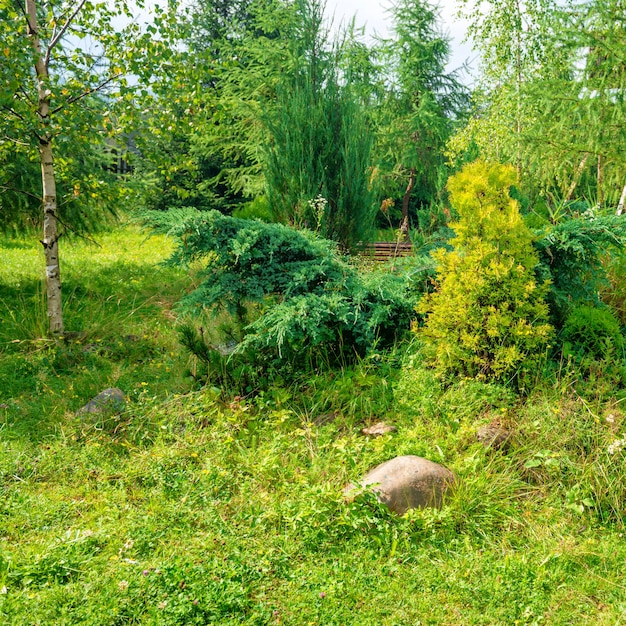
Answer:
1, 225, 626, 625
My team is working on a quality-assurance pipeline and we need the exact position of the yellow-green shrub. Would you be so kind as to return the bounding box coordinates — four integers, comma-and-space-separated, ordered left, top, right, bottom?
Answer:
417, 161, 553, 385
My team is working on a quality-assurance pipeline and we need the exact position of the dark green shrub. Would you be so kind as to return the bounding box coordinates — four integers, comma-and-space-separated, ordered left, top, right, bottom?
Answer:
603, 254, 626, 326
562, 305, 623, 360
534, 213, 626, 327
558, 305, 626, 395
261, 1, 375, 249
163, 211, 421, 378
177, 323, 266, 392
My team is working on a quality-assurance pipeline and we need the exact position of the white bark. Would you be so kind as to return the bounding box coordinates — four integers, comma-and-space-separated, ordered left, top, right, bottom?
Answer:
617, 182, 626, 216
40, 141, 63, 333
565, 153, 589, 202
26, 0, 64, 334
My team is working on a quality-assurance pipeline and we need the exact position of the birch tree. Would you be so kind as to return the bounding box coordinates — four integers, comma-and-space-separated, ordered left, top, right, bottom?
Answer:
452, 0, 625, 208
451, 0, 565, 179
0, 0, 175, 334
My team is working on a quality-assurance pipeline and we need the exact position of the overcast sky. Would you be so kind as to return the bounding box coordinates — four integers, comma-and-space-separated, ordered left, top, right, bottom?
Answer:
326, 0, 478, 82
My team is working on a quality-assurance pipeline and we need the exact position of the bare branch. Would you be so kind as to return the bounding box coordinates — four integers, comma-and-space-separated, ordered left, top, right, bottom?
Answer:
18, 85, 36, 106
54, 210, 103, 247
50, 73, 121, 115
1, 136, 33, 147
11, 0, 27, 20
0, 185, 41, 202
45, 0, 88, 68
1, 106, 47, 144
1, 104, 28, 123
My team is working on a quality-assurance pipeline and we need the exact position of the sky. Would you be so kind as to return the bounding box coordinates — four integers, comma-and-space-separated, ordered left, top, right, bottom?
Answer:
325, 0, 478, 82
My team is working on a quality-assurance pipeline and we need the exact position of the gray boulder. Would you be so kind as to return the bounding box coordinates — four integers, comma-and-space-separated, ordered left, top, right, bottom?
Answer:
76, 388, 126, 416
346, 455, 455, 515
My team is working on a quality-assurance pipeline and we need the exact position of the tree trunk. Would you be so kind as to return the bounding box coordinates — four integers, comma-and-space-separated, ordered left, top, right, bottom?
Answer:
597, 154, 603, 207
401, 167, 415, 240
40, 140, 64, 333
565, 153, 589, 202
617, 182, 626, 216
26, 0, 64, 334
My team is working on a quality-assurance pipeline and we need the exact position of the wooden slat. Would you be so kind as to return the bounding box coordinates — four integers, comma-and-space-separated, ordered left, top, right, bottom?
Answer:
358, 241, 413, 261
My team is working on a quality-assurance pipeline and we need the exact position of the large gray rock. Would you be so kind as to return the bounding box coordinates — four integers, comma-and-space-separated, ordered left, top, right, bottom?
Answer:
346, 455, 455, 515
76, 388, 126, 416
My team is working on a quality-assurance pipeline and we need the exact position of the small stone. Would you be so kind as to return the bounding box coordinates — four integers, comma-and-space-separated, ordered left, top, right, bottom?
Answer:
313, 411, 339, 427
476, 425, 511, 450
345, 455, 455, 515
76, 388, 126, 416
361, 422, 397, 437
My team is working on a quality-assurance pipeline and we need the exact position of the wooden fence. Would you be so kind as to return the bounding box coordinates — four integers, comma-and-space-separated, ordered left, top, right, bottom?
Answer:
357, 241, 413, 262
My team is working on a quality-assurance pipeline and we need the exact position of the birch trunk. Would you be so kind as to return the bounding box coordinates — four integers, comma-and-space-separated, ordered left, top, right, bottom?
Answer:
40, 141, 63, 333
617, 182, 626, 216
26, 0, 64, 334
565, 153, 589, 202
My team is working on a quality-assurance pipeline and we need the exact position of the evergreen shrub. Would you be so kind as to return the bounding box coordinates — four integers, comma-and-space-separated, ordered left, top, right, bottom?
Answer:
534, 212, 626, 328
261, 0, 375, 250
164, 210, 420, 377
562, 305, 623, 361
417, 161, 553, 386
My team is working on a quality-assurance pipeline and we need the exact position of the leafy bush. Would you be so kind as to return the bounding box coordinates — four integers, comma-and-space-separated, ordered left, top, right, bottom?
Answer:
603, 254, 626, 326
534, 212, 626, 327
558, 305, 626, 392
417, 161, 553, 386
231, 195, 275, 222
164, 211, 420, 377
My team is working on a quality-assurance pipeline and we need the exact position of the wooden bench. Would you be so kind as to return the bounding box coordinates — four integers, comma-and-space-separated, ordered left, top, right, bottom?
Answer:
358, 241, 413, 262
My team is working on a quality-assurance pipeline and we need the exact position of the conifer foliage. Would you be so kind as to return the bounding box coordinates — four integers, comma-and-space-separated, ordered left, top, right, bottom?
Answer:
166, 210, 417, 368
417, 161, 553, 384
